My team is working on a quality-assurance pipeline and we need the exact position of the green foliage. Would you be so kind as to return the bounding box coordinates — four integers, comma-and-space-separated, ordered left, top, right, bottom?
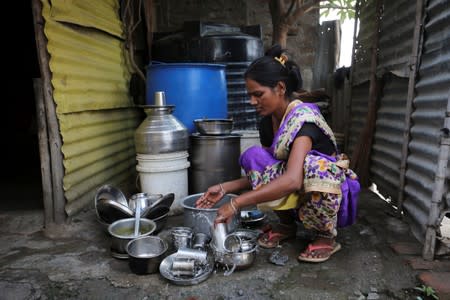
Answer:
414, 285, 439, 300
320, 0, 356, 22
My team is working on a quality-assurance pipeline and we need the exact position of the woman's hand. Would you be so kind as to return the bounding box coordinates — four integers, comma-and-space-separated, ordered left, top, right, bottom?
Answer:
195, 184, 225, 208
214, 201, 237, 225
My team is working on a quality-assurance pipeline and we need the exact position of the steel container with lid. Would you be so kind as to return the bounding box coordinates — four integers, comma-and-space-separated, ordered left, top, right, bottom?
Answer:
188, 133, 241, 194
135, 91, 189, 154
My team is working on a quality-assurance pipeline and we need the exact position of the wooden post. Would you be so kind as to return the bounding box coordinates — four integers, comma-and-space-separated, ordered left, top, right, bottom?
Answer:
32, 78, 54, 226
143, 0, 153, 58
397, 0, 425, 214
349, 0, 382, 187
31, 0, 66, 224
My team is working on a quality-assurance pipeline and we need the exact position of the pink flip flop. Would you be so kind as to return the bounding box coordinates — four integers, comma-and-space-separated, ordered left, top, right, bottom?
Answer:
257, 230, 296, 249
297, 242, 342, 263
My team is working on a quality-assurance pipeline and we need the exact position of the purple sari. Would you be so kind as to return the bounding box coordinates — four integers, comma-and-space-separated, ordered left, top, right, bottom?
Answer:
240, 101, 360, 229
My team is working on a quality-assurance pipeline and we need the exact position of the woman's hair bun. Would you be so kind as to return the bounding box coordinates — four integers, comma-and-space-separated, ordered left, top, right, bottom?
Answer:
245, 43, 303, 95
265, 44, 284, 58
287, 64, 303, 91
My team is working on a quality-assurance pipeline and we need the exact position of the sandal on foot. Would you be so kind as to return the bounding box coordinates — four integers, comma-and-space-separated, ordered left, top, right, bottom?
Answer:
297, 242, 341, 263
257, 226, 296, 249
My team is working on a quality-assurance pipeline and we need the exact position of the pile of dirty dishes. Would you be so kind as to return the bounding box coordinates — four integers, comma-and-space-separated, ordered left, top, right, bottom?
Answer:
94, 184, 174, 233
159, 227, 214, 285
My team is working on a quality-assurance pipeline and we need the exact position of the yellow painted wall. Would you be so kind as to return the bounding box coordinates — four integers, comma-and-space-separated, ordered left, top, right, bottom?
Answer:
41, 0, 141, 215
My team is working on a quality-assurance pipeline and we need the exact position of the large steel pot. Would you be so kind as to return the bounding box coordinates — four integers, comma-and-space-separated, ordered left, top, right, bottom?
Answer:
211, 243, 257, 270
181, 193, 239, 236
188, 133, 241, 194
126, 236, 168, 275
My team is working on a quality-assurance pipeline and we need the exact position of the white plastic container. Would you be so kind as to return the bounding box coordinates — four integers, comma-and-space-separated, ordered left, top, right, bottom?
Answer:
136, 151, 190, 215
232, 130, 261, 176
232, 130, 261, 154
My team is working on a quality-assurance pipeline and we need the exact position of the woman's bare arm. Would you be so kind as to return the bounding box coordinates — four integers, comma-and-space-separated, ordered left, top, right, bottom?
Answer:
196, 177, 250, 208
215, 136, 312, 223
234, 136, 311, 208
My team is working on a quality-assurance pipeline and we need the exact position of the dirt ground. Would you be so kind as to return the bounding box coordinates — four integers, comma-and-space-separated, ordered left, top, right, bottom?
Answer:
0, 189, 446, 300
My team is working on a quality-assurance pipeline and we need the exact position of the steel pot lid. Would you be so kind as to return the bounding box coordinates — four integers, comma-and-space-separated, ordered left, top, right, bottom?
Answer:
140, 193, 173, 218
94, 184, 128, 208
96, 199, 134, 224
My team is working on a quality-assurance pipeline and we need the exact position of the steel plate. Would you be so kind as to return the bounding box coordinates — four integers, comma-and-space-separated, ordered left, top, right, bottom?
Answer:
159, 253, 214, 285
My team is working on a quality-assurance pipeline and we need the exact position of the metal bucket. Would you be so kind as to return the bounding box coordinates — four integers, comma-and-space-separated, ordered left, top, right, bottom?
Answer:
181, 193, 239, 236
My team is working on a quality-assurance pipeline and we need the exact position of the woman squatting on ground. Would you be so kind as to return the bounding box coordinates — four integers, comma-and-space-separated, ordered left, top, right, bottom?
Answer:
196, 45, 360, 263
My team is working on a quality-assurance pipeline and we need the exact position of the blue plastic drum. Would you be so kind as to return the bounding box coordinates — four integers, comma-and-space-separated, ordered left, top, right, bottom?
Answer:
146, 63, 228, 133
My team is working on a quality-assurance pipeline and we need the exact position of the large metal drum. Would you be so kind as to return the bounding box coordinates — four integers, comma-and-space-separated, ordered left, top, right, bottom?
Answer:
188, 133, 241, 194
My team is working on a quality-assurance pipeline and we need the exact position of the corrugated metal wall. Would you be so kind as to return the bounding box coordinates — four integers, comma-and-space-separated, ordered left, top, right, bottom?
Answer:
369, 0, 415, 201
41, 0, 140, 216
402, 0, 450, 240
370, 74, 408, 200
352, 0, 377, 85
377, 1, 416, 77
350, 0, 449, 242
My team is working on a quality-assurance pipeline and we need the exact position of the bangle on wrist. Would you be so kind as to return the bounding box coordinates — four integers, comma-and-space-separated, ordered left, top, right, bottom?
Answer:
230, 198, 239, 214
219, 183, 226, 195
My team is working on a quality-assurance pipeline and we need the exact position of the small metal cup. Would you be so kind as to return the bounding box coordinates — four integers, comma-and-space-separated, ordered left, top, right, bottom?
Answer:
192, 232, 210, 250
175, 247, 208, 264
211, 223, 228, 251
171, 258, 195, 276
171, 227, 193, 250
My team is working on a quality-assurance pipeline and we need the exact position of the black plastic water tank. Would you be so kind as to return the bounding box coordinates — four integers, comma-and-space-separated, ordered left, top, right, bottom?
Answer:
225, 61, 260, 130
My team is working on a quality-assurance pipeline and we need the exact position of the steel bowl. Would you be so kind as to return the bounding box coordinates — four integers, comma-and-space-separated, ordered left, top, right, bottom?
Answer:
211, 243, 257, 270
94, 184, 131, 226
95, 184, 128, 207
159, 193, 175, 210
145, 205, 170, 233
108, 218, 156, 259
194, 119, 233, 135
240, 209, 266, 227
96, 199, 134, 226
126, 236, 168, 274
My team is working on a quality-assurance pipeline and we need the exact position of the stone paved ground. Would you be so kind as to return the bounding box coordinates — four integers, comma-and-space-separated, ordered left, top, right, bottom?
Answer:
0, 189, 449, 300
